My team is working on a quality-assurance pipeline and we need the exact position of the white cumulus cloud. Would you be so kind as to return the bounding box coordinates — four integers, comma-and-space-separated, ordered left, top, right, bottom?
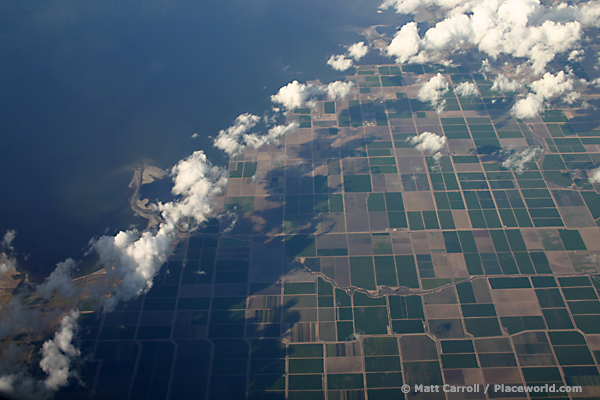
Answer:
38, 259, 78, 300
530, 71, 577, 101
213, 113, 299, 158
0, 229, 17, 273
271, 81, 323, 109
39, 309, 80, 391
381, 0, 600, 75
243, 122, 299, 151
2, 230, 15, 251
348, 42, 369, 60
512, 93, 545, 119
588, 168, 600, 184
501, 146, 543, 174
380, 0, 469, 14
94, 225, 176, 312
0, 344, 49, 400
271, 80, 354, 110
454, 81, 479, 96
327, 55, 354, 71
327, 42, 369, 71
0, 261, 12, 273
408, 131, 448, 154
325, 80, 354, 100
491, 74, 523, 92
417, 73, 449, 112
94, 151, 227, 312
157, 151, 228, 228
386, 22, 422, 64
512, 71, 579, 119
213, 113, 261, 157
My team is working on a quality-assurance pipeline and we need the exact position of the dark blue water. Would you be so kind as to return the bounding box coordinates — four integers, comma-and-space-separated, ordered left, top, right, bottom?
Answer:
0, 0, 399, 279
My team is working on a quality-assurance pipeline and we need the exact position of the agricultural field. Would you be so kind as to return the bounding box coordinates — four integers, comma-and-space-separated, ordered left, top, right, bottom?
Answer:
71, 64, 600, 399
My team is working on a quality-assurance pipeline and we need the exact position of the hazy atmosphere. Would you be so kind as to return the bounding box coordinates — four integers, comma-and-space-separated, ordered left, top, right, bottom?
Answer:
2, 0, 600, 399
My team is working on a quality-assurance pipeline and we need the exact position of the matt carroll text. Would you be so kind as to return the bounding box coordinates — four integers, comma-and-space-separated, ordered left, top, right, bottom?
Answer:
411, 384, 482, 393
404, 384, 582, 395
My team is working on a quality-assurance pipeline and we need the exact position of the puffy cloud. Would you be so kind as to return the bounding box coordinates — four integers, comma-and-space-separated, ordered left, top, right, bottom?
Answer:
271, 80, 354, 110
568, 49, 584, 62
0, 262, 11, 273
454, 81, 479, 96
94, 225, 176, 311
511, 71, 578, 119
417, 73, 449, 112
501, 146, 543, 174
156, 152, 228, 229
380, 0, 468, 14
577, 1, 600, 27
381, 0, 599, 75
95, 151, 227, 311
271, 81, 321, 109
0, 255, 15, 274
38, 259, 78, 299
92, 152, 226, 311
214, 116, 299, 158
242, 122, 299, 151
491, 74, 523, 92
217, 211, 238, 234
0, 230, 17, 273
530, 71, 577, 101
1, 312, 80, 397
271, 81, 324, 109
512, 93, 544, 119
327, 55, 353, 71
563, 91, 581, 104
588, 168, 600, 184
327, 42, 369, 72
0, 344, 48, 400
347, 42, 369, 61
2, 230, 15, 251
423, 13, 471, 52
213, 113, 261, 156
408, 131, 447, 153
39, 310, 80, 391
325, 80, 354, 100
386, 22, 422, 64
480, 59, 492, 74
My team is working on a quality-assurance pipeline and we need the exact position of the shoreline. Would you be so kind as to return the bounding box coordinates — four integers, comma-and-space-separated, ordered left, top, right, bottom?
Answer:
128, 163, 168, 228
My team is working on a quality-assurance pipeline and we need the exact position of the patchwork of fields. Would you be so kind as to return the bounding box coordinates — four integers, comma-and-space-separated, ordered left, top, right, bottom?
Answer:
67, 64, 600, 399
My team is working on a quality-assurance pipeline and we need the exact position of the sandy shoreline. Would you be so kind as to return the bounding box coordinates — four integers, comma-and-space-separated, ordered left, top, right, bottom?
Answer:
128, 163, 167, 228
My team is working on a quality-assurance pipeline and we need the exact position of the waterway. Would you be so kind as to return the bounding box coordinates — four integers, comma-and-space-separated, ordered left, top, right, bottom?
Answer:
0, 0, 403, 280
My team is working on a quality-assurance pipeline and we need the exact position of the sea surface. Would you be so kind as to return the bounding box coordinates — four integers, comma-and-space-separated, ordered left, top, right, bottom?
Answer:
0, 0, 400, 280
